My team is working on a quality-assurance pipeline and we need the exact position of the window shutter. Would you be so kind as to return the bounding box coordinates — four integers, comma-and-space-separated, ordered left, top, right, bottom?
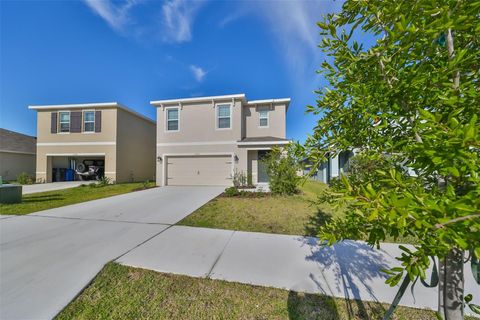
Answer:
51, 112, 58, 133
95, 111, 102, 132
70, 111, 82, 133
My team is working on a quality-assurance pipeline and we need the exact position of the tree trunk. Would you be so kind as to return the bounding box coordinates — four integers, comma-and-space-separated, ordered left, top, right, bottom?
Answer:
438, 248, 464, 319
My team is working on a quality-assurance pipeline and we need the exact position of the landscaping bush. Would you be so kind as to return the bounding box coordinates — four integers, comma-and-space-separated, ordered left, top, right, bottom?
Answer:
327, 176, 343, 191
224, 186, 240, 197
222, 187, 271, 198
98, 176, 112, 186
262, 147, 301, 195
232, 169, 247, 188
90, 176, 112, 188
329, 152, 405, 191
16, 172, 34, 185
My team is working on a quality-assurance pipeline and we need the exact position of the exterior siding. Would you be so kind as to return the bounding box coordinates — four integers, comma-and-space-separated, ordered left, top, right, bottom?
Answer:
36, 109, 117, 143
154, 97, 288, 186
156, 100, 243, 144
156, 98, 246, 186
0, 152, 36, 181
115, 108, 156, 182
244, 103, 286, 138
35, 108, 118, 182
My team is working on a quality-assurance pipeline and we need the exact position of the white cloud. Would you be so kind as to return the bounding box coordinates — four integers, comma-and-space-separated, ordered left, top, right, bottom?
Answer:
218, 9, 246, 28
237, 1, 341, 142
259, 2, 321, 77
83, 0, 140, 32
190, 65, 207, 82
162, 0, 203, 43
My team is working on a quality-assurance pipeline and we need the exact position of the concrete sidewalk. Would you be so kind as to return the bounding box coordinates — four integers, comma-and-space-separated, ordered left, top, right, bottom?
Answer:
22, 181, 90, 194
117, 226, 480, 316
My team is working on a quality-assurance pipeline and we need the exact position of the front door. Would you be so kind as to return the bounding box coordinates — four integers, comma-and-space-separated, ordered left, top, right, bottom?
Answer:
257, 150, 269, 183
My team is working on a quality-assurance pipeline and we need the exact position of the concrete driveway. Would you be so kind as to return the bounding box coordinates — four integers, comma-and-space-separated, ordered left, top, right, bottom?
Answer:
0, 186, 223, 320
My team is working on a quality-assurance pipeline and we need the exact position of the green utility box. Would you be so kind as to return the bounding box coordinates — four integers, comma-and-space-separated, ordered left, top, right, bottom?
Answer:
0, 184, 22, 204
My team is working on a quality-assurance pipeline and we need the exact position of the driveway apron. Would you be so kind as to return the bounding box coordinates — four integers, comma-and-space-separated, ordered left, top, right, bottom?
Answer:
0, 186, 223, 320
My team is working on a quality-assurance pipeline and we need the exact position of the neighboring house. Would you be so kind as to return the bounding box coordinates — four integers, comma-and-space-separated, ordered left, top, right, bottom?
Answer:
151, 94, 290, 186
303, 150, 355, 183
28, 102, 156, 183
0, 128, 36, 181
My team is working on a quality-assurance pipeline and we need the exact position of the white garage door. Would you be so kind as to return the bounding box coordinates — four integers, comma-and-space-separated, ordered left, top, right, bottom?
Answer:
166, 155, 232, 186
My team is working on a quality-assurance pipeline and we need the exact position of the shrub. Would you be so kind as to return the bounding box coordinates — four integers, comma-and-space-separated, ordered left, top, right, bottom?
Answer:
247, 171, 253, 187
96, 176, 112, 187
329, 152, 405, 191
16, 172, 34, 185
224, 186, 240, 197
328, 176, 343, 191
232, 169, 247, 188
142, 180, 150, 190
262, 147, 301, 195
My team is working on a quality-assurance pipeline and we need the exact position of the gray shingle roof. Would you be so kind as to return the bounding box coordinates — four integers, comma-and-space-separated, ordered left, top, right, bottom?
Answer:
0, 128, 36, 154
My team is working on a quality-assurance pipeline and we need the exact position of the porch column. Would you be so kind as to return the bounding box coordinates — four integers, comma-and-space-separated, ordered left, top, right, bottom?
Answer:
330, 154, 340, 178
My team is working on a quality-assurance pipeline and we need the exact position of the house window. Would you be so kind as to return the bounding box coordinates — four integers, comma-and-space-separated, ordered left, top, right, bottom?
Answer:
166, 108, 179, 131
217, 104, 231, 129
83, 111, 95, 132
259, 108, 269, 127
59, 112, 70, 133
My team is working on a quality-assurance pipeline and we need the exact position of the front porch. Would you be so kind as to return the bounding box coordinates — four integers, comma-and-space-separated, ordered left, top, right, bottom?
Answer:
246, 149, 270, 186
236, 136, 291, 187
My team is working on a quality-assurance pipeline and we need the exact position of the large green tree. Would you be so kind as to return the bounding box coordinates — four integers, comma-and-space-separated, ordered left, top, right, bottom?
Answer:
303, 1, 480, 318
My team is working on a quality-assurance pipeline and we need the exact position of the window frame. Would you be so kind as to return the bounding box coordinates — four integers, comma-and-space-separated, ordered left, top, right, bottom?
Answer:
83, 110, 95, 133
215, 103, 232, 130
258, 106, 269, 128
165, 107, 180, 132
58, 111, 71, 134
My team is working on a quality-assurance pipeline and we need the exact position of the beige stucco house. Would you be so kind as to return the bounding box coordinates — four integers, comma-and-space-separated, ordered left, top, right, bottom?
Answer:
151, 94, 290, 186
0, 128, 36, 181
29, 102, 156, 183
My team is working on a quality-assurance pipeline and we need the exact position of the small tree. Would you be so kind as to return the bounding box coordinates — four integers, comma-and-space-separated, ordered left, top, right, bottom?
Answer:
303, 1, 480, 318
262, 146, 301, 195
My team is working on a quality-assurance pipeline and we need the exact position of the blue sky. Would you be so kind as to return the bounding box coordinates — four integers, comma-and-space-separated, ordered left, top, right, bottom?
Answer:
0, 0, 343, 141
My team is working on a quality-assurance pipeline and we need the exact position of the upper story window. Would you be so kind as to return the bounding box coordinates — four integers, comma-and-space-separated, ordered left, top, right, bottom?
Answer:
259, 107, 269, 127
217, 104, 231, 129
59, 112, 70, 133
51, 110, 101, 134
166, 108, 179, 131
83, 111, 95, 132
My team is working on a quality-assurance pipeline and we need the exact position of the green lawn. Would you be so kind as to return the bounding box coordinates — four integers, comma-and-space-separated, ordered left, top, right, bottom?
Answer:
0, 182, 155, 215
179, 181, 417, 244
179, 180, 339, 237
56, 262, 440, 320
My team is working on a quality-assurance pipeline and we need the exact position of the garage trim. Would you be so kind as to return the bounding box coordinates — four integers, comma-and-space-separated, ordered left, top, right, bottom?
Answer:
46, 153, 106, 156
161, 152, 235, 186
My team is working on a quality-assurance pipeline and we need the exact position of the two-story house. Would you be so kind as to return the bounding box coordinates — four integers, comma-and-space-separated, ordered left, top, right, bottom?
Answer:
29, 102, 156, 183
150, 94, 290, 186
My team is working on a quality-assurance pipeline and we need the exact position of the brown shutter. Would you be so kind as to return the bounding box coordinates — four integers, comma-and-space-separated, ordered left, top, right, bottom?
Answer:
70, 111, 82, 133
95, 111, 102, 132
51, 112, 58, 133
